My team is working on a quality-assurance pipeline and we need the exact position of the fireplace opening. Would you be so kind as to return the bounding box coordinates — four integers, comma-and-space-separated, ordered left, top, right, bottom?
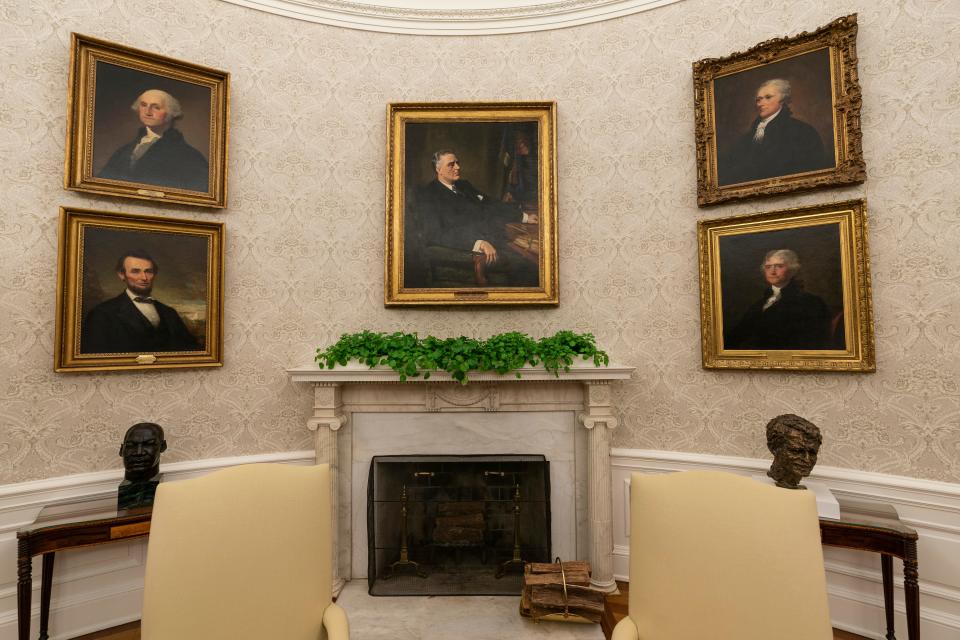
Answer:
368, 454, 551, 596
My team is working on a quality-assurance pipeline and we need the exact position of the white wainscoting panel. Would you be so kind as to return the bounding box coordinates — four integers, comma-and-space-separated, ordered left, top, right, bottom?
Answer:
5, 448, 958, 639
611, 449, 960, 640
0, 451, 314, 640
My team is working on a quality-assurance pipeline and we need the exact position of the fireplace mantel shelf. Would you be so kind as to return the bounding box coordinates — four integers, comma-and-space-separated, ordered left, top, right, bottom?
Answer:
287, 361, 634, 384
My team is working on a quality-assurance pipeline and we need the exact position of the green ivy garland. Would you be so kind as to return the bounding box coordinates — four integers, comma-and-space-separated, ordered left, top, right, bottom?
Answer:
315, 330, 609, 384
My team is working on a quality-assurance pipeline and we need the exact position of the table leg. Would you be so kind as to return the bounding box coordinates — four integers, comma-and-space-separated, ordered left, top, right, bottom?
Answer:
17, 539, 31, 640
881, 554, 895, 640
39, 553, 55, 640
903, 540, 920, 640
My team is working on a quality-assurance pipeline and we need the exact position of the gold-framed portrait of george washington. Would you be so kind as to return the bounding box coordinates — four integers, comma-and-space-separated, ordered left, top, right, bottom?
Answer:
55, 207, 224, 373
693, 15, 865, 206
698, 199, 875, 372
385, 102, 558, 306
65, 33, 229, 208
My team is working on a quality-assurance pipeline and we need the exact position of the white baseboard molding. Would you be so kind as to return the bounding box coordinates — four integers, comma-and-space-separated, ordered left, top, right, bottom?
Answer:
611, 448, 960, 640
0, 450, 314, 640
48, 613, 142, 640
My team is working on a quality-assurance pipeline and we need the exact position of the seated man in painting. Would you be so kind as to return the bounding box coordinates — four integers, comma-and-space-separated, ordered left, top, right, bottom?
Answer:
98, 89, 209, 192
409, 149, 539, 288
725, 249, 831, 350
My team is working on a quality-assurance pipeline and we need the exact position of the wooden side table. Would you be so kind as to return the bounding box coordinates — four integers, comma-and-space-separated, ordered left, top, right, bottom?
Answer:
820, 513, 920, 640
17, 505, 152, 640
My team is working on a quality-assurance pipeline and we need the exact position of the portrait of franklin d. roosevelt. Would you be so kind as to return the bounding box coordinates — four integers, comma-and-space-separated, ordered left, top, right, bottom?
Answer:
719, 223, 845, 352
402, 121, 542, 289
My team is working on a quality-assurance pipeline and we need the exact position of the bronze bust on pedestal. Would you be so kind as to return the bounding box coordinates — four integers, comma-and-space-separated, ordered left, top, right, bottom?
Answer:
766, 414, 822, 490
118, 422, 167, 509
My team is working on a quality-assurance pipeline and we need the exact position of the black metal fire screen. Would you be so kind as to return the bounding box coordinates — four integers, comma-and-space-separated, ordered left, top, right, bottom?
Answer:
368, 454, 551, 596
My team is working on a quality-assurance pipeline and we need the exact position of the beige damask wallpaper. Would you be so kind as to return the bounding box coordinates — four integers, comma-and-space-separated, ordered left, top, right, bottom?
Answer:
1, 0, 958, 485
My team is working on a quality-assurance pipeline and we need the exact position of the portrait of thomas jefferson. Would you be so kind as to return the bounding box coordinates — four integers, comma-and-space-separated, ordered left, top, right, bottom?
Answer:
724, 248, 834, 350
713, 48, 836, 187
91, 62, 213, 193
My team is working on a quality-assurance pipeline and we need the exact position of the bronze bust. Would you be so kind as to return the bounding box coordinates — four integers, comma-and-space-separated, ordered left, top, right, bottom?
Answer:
765, 414, 822, 490
117, 422, 167, 509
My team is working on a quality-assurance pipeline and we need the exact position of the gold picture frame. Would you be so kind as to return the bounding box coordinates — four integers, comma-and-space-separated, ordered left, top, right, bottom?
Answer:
385, 102, 558, 306
55, 207, 225, 372
698, 199, 874, 371
65, 33, 229, 208
693, 14, 865, 206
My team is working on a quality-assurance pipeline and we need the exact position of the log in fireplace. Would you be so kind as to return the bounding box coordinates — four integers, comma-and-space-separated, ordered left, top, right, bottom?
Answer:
368, 454, 551, 596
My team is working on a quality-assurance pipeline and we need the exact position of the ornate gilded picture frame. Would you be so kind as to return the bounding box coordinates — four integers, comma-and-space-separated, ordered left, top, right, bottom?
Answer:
385, 102, 558, 306
55, 207, 225, 373
698, 199, 874, 371
65, 33, 229, 208
693, 14, 865, 206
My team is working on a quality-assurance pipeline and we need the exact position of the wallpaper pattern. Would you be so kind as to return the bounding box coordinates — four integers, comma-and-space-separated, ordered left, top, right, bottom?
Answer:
1, 0, 959, 484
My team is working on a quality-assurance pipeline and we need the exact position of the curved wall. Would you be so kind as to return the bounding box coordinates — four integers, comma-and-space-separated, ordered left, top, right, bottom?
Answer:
216, 0, 685, 34
1, 0, 958, 484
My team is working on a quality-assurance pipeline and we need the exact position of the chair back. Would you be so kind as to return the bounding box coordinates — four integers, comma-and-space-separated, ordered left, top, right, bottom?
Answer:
628, 470, 832, 640
142, 463, 332, 640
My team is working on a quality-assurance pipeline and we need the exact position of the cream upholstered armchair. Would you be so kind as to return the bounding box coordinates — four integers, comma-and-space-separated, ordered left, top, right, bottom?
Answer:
612, 470, 832, 640
141, 463, 348, 640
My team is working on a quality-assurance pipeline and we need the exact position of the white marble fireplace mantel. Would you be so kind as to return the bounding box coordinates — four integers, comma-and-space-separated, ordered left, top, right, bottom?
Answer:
287, 361, 634, 595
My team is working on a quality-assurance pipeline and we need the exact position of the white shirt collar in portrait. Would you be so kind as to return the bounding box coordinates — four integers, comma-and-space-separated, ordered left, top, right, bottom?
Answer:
762, 284, 782, 311
126, 288, 161, 328
131, 127, 163, 163
753, 107, 783, 142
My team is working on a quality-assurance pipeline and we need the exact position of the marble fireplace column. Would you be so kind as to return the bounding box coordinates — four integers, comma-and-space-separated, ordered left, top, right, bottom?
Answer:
308, 382, 347, 596
580, 381, 619, 593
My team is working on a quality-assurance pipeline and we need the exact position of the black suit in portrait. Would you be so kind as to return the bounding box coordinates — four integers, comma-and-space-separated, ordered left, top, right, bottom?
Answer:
407, 179, 537, 287
98, 127, 209, 192
719, 106, 831, 186
725, 279, 832, 350
81, 292, 200, 354
416, 179, 517, 251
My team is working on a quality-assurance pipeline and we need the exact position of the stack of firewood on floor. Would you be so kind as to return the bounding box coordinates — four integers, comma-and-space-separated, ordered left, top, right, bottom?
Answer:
520, 560, 605, 623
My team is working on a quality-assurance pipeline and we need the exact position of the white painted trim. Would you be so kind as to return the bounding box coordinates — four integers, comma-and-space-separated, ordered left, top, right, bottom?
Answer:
0, 554, 143, 602
0, 576, 144, 627
217, 0, 685, 35
0, 450, 315, 501
611, 448, 960, 640
6, 448, 958, 639
288, 361, 634, 383
621, 477, 630, 538
0, 451, 315, 535
611, 448, 960, 500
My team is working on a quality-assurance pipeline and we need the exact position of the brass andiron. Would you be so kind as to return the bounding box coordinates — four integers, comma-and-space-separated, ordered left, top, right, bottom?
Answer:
383, 483, 427, 579
496, 482, 525, 578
